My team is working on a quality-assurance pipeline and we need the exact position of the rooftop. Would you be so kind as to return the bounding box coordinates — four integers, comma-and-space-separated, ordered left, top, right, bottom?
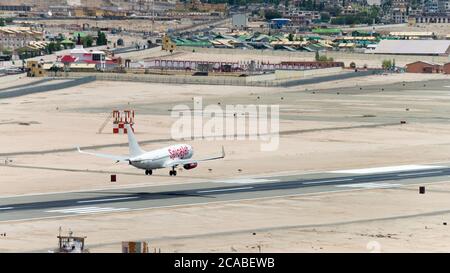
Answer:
373, 40, 450, 55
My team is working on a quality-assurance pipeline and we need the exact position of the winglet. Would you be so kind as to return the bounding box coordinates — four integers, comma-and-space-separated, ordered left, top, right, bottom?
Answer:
76, 146, 82, 153
221, 146, 225, 158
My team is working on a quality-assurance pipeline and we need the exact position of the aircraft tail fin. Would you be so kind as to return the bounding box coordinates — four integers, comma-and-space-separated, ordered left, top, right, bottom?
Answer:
125, 124, 145, 157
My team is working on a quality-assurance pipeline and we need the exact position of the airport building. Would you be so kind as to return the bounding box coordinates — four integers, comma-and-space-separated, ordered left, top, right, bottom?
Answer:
405, 61, 443, 73
373, 40, 450, 56
444, 62, 450, 74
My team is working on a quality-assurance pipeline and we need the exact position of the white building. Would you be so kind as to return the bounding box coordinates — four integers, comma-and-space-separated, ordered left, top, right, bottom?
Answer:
366, 0, 381, 5
232, 13, 248, 29
373, 40, 450, 56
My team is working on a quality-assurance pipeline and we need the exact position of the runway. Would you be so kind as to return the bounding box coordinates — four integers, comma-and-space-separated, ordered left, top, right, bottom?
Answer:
1, 164, 450, 222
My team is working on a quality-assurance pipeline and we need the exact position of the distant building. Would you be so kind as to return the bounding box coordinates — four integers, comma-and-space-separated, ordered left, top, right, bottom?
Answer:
0, 5, 32, 12
48, 6, 74, 17
366, 0, 381, 5
175, 0, 227, 13
424, 0, 440, 13
373, 40, 450, 56
405, 61, 443, 73
389, 31, 436, 39
270, 18, 292, 29
232, 14, 248, 29
283, 9, 320, 25
58, 44, 122, 70
389, 0, 409, 23
0, 27, 43, 50
411, 13, 450, 23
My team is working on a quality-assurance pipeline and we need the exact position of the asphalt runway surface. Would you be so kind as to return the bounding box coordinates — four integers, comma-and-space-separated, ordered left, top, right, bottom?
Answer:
1, 164, 449, 222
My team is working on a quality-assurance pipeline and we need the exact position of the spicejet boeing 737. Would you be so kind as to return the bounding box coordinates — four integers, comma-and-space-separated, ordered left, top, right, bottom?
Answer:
77, 124, 225, 176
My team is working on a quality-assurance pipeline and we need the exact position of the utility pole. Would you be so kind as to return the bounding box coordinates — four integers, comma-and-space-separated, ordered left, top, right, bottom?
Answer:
152, 0, 155, 35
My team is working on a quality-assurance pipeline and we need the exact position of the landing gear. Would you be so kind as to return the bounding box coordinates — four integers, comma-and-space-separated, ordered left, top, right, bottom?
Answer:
145, 170, 153, 175
169, 167, 177, 176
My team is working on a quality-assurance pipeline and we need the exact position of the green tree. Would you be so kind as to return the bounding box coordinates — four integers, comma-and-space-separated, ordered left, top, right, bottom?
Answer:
96, 31, 108, 46
320, 12, 330, 23
0, 18, 5, 27
318, 55, 333, 62
382, 59, 392, 70
84, 35, 94, 47
46, 42, 59, 54
315, 51, 320, 61
264, 10, 282, 20
287, 33, 294, 41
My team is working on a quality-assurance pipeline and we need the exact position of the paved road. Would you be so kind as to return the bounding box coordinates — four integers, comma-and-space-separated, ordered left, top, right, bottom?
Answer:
1, 164, 449, 222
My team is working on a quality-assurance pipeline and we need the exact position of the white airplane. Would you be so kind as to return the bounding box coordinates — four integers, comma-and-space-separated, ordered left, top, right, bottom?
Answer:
77, 125, 225, 176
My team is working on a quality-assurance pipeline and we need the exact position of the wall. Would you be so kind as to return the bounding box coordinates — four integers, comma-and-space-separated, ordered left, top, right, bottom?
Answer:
63, 69, 379, 87
274, 67, 343, 80
406, 63, 442, 73
245, 73, 276, 83
444, 64, 450, 74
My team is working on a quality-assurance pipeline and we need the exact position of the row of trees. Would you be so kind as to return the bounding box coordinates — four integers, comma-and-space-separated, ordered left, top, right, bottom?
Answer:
77, 31, 108, 47
315, 51, 334, 62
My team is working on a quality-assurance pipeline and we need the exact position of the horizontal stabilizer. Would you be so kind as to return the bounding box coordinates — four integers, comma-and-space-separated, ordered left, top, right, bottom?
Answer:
77, 146, 129, 162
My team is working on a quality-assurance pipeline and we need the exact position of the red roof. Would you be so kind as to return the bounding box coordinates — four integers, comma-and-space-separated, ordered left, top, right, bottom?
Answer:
60, 55, 77, 63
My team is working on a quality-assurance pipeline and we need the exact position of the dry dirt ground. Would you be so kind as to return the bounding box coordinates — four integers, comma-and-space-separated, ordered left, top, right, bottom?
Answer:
0, 71, 449, 252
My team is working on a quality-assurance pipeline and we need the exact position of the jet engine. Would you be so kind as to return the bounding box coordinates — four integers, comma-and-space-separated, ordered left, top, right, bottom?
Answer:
183, 163, 198, 170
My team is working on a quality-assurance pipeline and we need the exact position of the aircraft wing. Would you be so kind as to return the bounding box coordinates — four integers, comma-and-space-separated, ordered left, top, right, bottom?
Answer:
77, 146, 129, 162
164, 146, 225, 168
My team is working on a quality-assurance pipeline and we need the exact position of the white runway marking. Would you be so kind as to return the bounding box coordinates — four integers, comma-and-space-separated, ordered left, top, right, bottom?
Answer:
77, 197, 139, 204
397, 171, 443, 177
197, 186, 253, 194
0, 207, 13, 210
336, 183, 401, 189
213, 178, 279, 184
303, 178, 354, 185
46, 206, 129, 214
329, 165, 445, 175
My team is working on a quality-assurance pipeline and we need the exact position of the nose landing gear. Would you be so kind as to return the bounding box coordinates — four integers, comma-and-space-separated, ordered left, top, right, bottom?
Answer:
145, 170, 153, 175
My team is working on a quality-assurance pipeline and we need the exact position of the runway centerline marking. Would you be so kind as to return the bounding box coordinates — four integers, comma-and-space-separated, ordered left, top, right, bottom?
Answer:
330, 165, 445, 175
303, 178, 353, 185
197, 187, 254, 194
213, 178, 279, 184
77, 196, 139, 204
397, 171, 443, 177
336, 183, 401, 189
0, 207, 13, 210
45, 206, 130, 214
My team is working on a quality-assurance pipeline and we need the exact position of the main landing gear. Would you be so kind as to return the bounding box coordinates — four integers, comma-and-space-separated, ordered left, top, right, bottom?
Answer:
145, 170, 152, 175
169, 167, 177, 176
